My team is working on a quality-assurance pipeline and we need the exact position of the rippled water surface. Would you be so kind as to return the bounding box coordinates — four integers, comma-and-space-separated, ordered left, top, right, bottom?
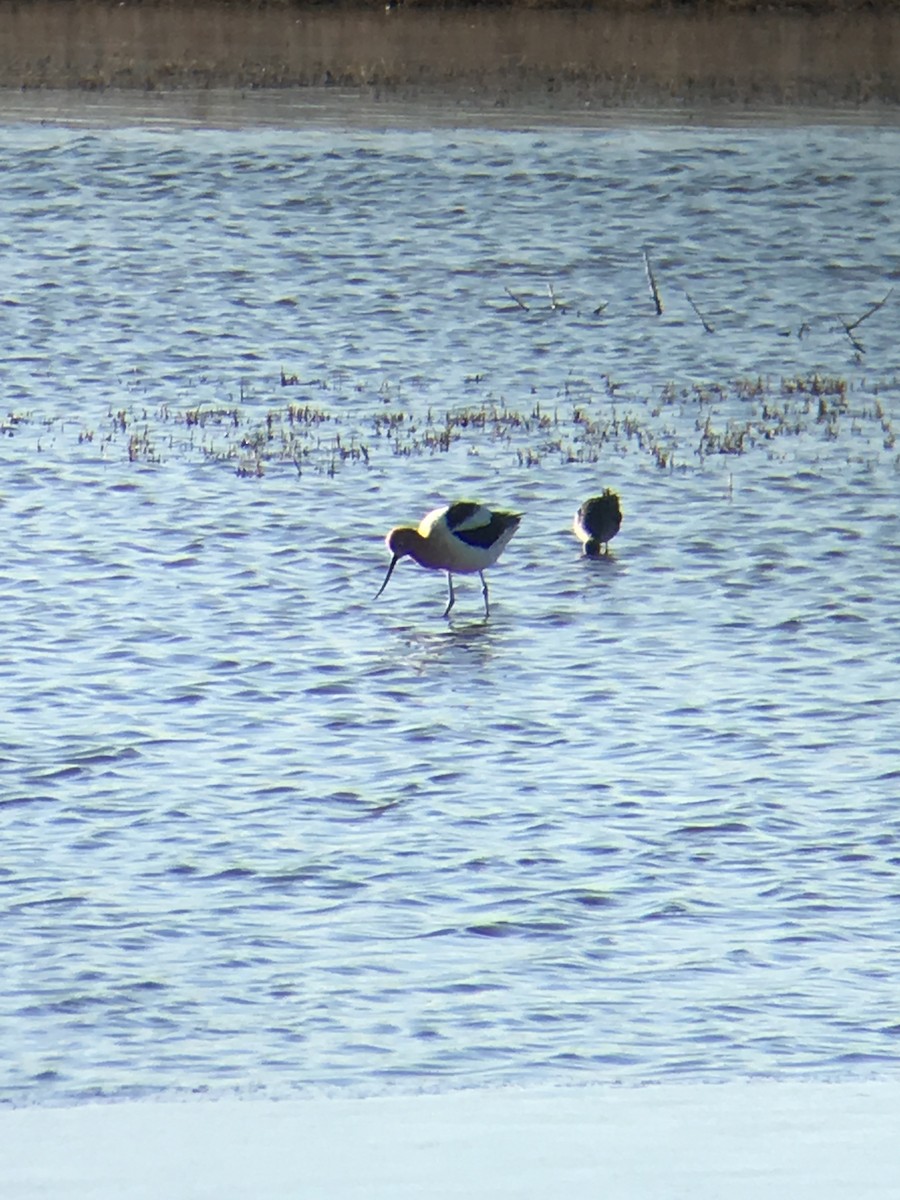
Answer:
2, 108, 900, 1105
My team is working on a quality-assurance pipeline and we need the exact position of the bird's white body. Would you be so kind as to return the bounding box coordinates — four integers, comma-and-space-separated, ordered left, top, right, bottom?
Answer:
376, 501, 521, 617
414, 504, 519, 574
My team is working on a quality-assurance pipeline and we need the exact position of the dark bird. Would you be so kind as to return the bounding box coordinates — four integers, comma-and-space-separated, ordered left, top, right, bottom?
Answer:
574, 490, 622, 557
375, 501, 521, 618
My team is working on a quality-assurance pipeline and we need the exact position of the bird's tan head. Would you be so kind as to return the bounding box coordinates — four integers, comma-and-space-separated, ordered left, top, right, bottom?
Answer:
385, 526, 418, 559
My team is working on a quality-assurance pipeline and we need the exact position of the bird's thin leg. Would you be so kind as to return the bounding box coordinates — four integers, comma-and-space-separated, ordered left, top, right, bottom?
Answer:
443, 573, 455, 618
480, 570, 490, 618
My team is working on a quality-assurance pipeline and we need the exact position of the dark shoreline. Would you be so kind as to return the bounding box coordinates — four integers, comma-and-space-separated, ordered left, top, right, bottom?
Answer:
0, 1, 898, 107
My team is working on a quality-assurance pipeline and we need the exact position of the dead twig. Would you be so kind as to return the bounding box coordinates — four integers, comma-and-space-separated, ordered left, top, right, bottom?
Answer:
837, 288, 894, 355
547, 283, 566, 312
839, 319, 866, 355
684, 289, 714, 334
643, 250, 663, 315
845, 287, 893, 333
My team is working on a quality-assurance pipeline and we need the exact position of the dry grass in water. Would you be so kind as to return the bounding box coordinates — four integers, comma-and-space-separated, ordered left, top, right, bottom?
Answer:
5, 369, 898, 478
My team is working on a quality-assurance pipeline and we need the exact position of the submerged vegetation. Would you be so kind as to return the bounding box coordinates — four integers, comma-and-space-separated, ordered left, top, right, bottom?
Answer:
4, 369, 898, 478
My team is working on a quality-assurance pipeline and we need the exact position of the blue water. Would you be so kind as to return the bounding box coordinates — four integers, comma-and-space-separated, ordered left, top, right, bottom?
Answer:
2, 99, 900, 1105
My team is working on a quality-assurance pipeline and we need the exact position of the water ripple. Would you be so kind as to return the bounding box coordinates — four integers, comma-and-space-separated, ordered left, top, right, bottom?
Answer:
1, 115, 899, 1105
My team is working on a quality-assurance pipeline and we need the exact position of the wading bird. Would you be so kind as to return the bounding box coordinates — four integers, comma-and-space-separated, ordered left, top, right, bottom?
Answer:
375, 501, 521, 618
574, 490, 622, 557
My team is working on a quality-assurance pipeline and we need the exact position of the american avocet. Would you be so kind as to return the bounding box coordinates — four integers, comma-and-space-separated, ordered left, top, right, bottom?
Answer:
375, 501, 521, 618
574, 490, 622, 557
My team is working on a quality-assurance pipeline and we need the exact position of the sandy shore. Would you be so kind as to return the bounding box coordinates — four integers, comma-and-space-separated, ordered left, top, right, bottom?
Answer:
0, 1, 898, 108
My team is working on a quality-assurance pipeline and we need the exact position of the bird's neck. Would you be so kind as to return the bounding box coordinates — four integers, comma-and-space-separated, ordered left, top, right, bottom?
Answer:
389, 527, 445, 571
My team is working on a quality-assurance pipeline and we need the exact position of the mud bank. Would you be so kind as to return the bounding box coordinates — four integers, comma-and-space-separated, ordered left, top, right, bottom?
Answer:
0, 1, 897, 107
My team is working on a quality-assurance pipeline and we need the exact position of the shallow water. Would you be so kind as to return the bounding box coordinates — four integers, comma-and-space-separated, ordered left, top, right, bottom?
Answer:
2, 109, 900, 1105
